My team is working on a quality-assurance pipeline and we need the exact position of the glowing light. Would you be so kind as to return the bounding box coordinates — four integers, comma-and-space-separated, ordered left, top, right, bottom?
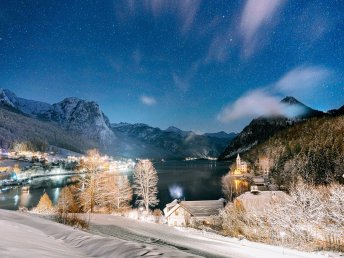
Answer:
169, 184, 183, 199
14, 194, 19, 206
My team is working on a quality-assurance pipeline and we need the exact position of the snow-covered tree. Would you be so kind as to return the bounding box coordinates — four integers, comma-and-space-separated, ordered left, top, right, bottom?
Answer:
133, 160, 159, 211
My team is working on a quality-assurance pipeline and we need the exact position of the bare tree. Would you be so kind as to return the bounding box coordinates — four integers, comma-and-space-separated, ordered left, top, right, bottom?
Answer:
133, 160, 159, 211
79, 149, 106, 212
115, 174, 133, 209
57, 186, 78, 213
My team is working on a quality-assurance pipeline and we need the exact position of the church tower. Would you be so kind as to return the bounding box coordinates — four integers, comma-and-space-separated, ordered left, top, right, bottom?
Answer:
236, 154, 241, 169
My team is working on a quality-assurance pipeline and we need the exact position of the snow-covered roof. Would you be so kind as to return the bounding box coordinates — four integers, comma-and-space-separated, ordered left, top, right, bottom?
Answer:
165, 199, 225, 218
235, 191, 289, 212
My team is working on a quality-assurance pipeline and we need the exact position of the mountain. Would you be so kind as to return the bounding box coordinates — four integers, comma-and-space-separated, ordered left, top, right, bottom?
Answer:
203, 131, 237, 139
280, 96, 325, 118
111, 123, 235, 159
0, 89, 51, 116
0, 107, 96, 153
0, 89, 235, 159
48, 98, 113, 142
218, 97, 327, 160
328, 105, 344, 116
0, 89, 113, 143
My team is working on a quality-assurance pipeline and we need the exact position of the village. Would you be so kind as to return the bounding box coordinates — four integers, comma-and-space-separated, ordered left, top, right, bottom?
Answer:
0, 148, 135, 188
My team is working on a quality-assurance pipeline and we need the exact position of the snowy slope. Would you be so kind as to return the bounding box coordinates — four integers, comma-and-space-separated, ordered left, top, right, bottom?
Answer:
89, 214, 338, 258
0, 89, 52, 116
0, 209, 190, 257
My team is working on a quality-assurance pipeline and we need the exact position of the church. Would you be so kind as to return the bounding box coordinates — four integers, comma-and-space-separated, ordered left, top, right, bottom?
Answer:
233, 154, 248, 175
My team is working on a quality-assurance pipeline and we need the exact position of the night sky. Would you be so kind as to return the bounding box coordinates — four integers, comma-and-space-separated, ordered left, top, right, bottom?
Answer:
0, 0, 343, 132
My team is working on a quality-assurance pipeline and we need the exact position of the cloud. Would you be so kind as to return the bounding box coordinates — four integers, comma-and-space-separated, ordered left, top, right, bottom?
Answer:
218, 65, 332, 122
205, 34, 231, 63
140, 95, 157, 106
172, 73, 189, 92
217, 90, 285, 122
178, 0, 201, 34
275, 66, 331, 95
121, 0, 201, 34
239, 0, 286, 57
172, 60, 201, 92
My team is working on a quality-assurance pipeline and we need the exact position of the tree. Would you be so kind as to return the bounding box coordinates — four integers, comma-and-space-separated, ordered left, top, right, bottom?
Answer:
96, 172, 133, 211
114, 174, 133, 209
35, 192, 53, 213
222, 173, 249, 201
79, 149, 106, 212
57, 186, 78, 213
133, 160, 159, 211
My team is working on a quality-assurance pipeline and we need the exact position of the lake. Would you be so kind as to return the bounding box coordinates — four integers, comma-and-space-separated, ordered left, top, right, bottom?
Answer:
0, 160, 231, 210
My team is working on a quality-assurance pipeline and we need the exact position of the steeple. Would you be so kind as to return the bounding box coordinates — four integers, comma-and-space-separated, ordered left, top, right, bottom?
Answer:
236, 154, 241, 168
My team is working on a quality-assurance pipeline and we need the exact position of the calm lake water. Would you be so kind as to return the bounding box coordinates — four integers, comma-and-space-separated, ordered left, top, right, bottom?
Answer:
0, 160, 230, 210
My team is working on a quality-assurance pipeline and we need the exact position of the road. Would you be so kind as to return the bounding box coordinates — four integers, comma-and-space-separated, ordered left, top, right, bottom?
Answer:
89, 214, 326, 258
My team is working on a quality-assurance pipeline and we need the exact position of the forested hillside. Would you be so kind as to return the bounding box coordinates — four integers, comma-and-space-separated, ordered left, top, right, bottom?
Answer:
0, 107, 97, 153
246, 116, 344, 187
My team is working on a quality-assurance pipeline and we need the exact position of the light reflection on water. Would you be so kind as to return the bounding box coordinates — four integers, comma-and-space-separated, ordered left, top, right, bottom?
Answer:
0, 160, 230, 210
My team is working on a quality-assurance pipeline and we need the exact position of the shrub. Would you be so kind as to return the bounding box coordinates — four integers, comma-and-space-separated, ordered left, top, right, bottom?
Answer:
54, 212, 89, 229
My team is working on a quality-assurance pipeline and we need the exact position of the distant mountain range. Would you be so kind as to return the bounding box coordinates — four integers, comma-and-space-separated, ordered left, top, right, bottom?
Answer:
0, 89, 236, 159
218, 96, 343, 160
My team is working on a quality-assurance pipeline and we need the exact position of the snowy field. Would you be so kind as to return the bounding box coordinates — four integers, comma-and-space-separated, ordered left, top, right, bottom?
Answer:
89, 214, 341, 258
0, 209, 190, 257
0, 209, 341, 258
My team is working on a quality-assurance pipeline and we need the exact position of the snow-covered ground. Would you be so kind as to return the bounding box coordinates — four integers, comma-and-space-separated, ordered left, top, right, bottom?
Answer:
0, 209, 190, 257
0, 209, 341, 258
89, 214, 342, 258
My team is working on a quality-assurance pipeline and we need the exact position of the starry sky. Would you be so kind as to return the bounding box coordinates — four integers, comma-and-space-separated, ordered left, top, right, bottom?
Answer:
0, 0, 343, 133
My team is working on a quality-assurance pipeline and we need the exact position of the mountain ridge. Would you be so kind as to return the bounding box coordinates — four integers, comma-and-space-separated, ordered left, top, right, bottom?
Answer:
218, 96, 337, 160
0, 89, 236, 158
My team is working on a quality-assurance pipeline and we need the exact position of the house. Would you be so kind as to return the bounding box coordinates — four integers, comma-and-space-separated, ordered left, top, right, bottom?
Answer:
250, 176, 269, 191
163, 199, 226, 227
235, 190, 289, 214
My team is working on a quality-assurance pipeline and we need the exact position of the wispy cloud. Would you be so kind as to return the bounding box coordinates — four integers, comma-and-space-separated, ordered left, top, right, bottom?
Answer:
172, 60, 201, 92
140, 95, 157, 106
274, 66, 331, 95
205, 34, 232, 63
178, 0, 201, 34
239, 0, 286, 57
218, 65, 332, 122
119, 0, 201, 34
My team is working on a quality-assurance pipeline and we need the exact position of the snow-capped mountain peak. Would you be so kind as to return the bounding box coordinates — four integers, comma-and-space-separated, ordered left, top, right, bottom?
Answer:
0, 89, 113, 142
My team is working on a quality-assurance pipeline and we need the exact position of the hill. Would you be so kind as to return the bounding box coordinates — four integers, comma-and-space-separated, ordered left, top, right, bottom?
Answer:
245, 115, 344, 186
